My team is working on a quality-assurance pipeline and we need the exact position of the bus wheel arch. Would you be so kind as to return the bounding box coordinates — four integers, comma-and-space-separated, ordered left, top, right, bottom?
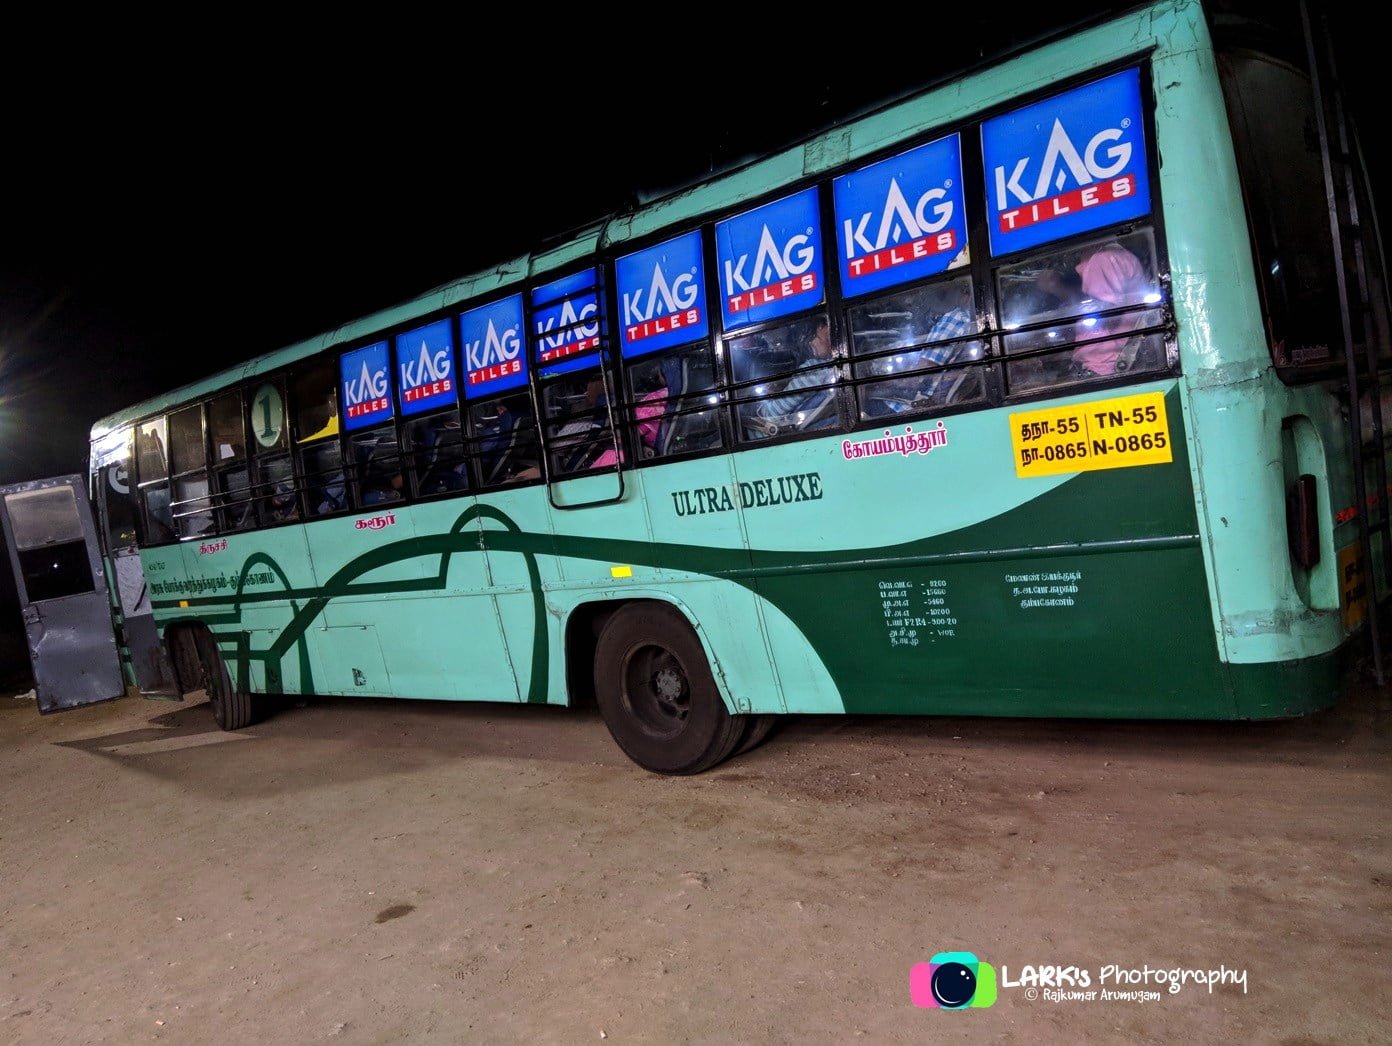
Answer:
564, 596, 737, 713
588, 600, 747, 775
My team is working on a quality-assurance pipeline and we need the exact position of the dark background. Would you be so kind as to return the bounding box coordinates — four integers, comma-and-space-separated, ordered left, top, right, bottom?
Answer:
0, 4, 1380, 676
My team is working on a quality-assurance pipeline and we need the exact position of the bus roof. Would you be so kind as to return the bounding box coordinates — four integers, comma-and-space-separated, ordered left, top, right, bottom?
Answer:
92, 0, 1181, 440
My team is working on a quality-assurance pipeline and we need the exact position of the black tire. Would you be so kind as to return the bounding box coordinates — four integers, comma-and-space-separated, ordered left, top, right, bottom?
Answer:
734, 714, 778, 757
594, 603, 743, 775
194, 629, 257, 731
169, 628, 202, 696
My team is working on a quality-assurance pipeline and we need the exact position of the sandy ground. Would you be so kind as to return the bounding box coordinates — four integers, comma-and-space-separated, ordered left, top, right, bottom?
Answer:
0, 673, 1388, 1044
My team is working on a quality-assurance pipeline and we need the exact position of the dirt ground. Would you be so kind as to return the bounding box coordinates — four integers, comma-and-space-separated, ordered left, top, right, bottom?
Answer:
0, 673, 1388, 1044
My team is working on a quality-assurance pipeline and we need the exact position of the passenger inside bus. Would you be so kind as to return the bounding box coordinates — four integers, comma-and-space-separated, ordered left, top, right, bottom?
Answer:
1037, 242, 1151, 376
1000, 231, 1162, 391
624, 349, 721, 458
591, 381, 668, 468
473, 394, 539, 484
303, 446, 345, 515
261, 457, 301, 524
739, 316, 839, 439
353, 428, 405, 506
516, 372, 615, 479
410, 412, 468, 496
854, 280, 984, 417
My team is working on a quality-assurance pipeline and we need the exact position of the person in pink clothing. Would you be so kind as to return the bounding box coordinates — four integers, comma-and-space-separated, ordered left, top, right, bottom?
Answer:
592, 387, 668, 468
1072, 242, 1150, 376
1032, 240, 1152, 379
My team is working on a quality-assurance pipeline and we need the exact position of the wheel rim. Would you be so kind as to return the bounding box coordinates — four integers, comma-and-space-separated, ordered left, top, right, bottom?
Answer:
620, 642, 691, 740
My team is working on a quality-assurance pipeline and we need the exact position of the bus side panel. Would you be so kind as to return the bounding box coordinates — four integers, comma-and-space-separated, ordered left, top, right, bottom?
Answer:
739, 384, 1247, 717
536, 460, 808, 712
146, 525, 318, 696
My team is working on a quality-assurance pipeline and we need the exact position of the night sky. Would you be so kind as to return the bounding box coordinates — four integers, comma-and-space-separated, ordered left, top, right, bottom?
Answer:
0, 4, 1380, 652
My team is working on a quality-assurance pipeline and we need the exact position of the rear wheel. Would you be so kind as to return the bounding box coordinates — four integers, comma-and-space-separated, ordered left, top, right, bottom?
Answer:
735, 714, 777, 756
193, 629, 258, 731
594, 603, 743, 774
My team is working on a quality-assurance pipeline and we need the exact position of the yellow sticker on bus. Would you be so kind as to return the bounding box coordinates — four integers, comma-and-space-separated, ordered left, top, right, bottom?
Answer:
1010, 391, 1172, 478
1338, 542, 1367, 632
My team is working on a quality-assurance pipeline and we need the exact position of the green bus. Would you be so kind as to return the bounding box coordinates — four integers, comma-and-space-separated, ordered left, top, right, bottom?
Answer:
80, 1, 1386, 773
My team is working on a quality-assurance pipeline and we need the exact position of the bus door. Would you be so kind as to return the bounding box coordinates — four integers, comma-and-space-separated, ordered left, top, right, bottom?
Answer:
0, 475, 124, 713
91, 427, 178, 697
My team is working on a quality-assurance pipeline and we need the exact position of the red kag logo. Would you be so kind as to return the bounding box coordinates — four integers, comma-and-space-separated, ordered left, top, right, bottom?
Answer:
850, 229, 956, 279
998, 175, 1135, 233
627, 308, 701, 345
346, 397, 389, 419
727, 273, 817, 314
540, 335, 600, 363
402, 379, 452, 404
354, 513, 397, 532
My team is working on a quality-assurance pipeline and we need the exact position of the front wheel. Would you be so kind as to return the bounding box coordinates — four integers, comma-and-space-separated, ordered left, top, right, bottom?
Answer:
594, 603, 744, 774
193, 629, 260, 731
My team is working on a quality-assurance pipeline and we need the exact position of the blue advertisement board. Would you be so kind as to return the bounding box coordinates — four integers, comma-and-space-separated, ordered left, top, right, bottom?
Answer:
833, 134, 968, 299
532, 268, 603, 377
340, 340, 393, 431
395, 318, 457, 416
461, 293, 527, 398
715, 187, 824, 330
616, 230, 708, 358
981, 67, 1151, 256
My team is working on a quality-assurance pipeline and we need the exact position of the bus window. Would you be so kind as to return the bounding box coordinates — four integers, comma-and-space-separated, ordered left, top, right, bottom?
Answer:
349, 425, 404, 507
997, 228, 1165, 394
469, 393, 539, 486
135, 416, 175, 544
538, 368, 616, 476
208, 391, 253, 532
405, 410, 469, 497
256, 454, 300, 525
246, 380, 299, 526
847, 275, 984, 420
625, 345, 723, 460
291, 357, 346, 517
168, 405, 213, 539
730, 312, 838, 441
92, 429, 141, 549
1218, 52, 1343, 368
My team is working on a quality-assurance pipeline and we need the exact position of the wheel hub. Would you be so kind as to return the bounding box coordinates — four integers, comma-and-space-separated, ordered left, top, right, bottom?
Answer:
653, 667, 684, 702
622, 644, 692, 740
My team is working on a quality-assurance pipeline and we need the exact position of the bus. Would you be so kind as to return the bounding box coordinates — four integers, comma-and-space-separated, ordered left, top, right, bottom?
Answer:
41, 0, 1386, 772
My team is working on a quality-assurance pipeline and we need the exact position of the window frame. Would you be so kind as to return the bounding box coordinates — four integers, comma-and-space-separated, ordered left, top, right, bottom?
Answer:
133, 414, 176, 547
288, 353, 350, 520
166, 402, 214, 540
